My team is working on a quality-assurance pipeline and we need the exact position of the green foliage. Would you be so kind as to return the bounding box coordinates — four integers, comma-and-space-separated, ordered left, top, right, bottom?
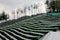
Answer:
50, 1, 55, 12
46, 0, 49, 5
0, 11, 9, 20
47, 0, 60, 12
2, 11, 9, 20
0, 14, 59, 40
0, 14, 41, 27
55, 1, 60, 11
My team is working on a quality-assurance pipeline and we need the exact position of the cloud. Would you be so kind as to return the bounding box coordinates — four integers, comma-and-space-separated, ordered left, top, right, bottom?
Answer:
0, 0, 46, 8
0, 0, 47, 19
0, 0, 46, 13
0, 4, 5, 13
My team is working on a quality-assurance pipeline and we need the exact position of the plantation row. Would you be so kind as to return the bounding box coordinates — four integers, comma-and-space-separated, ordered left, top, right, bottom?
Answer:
0, 14, 41, 27
0, 27, 58, 40
0, 14, 60, 40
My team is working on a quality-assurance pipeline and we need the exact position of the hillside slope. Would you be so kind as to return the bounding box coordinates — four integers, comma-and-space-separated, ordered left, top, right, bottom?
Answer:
0, 13, 60, 40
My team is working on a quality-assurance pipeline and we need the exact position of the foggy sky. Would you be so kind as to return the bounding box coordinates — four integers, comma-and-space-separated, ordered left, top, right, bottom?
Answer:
0, 0, 46, 13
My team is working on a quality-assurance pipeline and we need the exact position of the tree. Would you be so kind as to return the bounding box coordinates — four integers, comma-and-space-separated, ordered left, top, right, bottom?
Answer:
12, 11, 15, 19
31, 4, 38, 15
48, 0, 60, 12
24, 6, 27, 16
55, 0, 60, 12
28, 6, 31, 15
49, 0, 56, 12
33, 4, 38, 13
46, 0, 49, 5
20, 9, 24, 17
17, 8, 23, 18
17, 10, 19, 18
1, 11, 9, 20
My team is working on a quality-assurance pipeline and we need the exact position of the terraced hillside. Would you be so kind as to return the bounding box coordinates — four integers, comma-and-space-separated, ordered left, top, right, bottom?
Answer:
0, 14, 60, 40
